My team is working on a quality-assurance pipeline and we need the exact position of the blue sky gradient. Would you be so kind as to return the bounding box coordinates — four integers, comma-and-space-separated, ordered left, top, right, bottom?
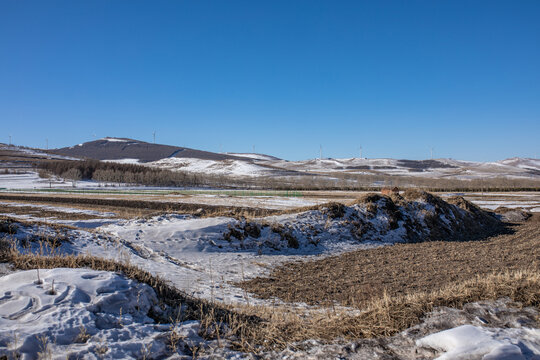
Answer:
1, 1, 539, 160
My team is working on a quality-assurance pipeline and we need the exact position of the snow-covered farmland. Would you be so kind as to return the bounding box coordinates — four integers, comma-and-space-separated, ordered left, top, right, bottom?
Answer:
0, 188, 539, 358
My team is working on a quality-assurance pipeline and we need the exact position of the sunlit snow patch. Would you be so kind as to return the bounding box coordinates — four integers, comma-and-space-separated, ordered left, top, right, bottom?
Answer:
416, 324, 540, 360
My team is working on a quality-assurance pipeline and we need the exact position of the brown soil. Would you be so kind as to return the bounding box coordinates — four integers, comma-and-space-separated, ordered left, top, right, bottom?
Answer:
238, 215, 540, 307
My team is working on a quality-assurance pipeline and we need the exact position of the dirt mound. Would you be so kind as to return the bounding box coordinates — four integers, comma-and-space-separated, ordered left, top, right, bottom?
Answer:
493, 207, 533, 222
219, 191, 505, 253
400, 190, 503, 242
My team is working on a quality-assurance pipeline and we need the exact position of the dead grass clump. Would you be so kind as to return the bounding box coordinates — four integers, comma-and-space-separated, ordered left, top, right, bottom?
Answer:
223, 225, 245, 242
270, 223, 285, 234
0, 237, 12, 260
319, 202, 346, 219
267, 223, 298, 249
402, 188, 435, 203
283, 232, 299, 249
350, 219, 375, 240
243, 222, 261, 238
355, 193, 386, 205
0, 219, 17, 234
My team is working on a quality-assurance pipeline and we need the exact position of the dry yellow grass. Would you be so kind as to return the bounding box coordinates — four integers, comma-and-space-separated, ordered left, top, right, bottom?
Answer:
1, 242, 538, 352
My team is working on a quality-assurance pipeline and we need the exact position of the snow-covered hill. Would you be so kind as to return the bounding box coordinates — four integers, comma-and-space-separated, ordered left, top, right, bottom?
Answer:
4, 138, 539, 180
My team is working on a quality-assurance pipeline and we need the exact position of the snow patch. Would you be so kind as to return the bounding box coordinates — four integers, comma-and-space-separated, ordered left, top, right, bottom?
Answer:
416, 324, 540, 359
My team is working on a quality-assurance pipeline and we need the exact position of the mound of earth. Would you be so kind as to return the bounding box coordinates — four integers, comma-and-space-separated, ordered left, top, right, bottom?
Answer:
494, 207, 533, 222
221, 190, 503, 252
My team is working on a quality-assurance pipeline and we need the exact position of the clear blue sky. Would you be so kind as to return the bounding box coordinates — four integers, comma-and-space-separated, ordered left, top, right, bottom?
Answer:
1, 1, 539, 161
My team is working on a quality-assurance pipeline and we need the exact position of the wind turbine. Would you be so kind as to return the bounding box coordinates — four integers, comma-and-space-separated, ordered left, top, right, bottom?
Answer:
153, 131, 156, 144
319, 145, 322, 160
430, 147, 434, 160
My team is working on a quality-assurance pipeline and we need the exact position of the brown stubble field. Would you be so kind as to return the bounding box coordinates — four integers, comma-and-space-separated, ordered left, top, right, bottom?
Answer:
238, 215, 540, 308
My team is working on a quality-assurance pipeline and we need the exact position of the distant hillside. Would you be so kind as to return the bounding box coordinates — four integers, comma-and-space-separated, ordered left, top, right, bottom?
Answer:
3, 138, 539, 182
49, 137, 247, 163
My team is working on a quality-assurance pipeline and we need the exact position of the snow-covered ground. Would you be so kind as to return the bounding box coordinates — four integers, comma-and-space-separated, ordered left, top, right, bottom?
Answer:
0, 172, 108, 190
441, 192, 540, 213
417, 324, 540, 359
0, 201, 116, 218
154, 193, 323, 210
225, 152, 279, 161
1, 193, 539, 358
102, 158, 141, 164
264, 157, 540, 180
2, 194, 502, 304
1, 268, 538, 359
150, 157, 273, 177
0, 268, 245, 359
99, 145, 540, 180
3, 139, 540, 181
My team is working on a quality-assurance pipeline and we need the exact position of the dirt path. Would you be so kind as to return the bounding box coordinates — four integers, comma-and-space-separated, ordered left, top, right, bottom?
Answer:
239, 215, 540, 307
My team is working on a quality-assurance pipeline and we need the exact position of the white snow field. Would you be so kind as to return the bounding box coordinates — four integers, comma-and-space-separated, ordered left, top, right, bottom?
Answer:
256, 157, 540, 180
0, 268, 247, 359
417, 324, 540, 360
150, 157, 273, 177
0, 268, 164, 358
120, 155, 540, 180
0, 172, 111, 191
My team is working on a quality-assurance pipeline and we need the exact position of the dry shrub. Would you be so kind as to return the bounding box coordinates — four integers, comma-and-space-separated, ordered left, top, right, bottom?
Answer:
0, 219, 17, 234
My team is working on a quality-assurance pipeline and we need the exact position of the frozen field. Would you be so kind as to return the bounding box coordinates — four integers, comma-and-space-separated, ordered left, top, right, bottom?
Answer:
0, 187, 539, 358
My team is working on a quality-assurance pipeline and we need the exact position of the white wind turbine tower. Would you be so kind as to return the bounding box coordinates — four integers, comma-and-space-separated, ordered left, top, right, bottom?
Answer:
359, 146, 363, 159
319, 145, 323, 160
153, 131, 156, 144
430, 147, 434, 160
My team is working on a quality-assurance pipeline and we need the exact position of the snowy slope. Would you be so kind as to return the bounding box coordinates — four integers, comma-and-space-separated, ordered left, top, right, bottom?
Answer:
150, 157, 274, 177
260, 157, 540, 180
9, 136, 538, 180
